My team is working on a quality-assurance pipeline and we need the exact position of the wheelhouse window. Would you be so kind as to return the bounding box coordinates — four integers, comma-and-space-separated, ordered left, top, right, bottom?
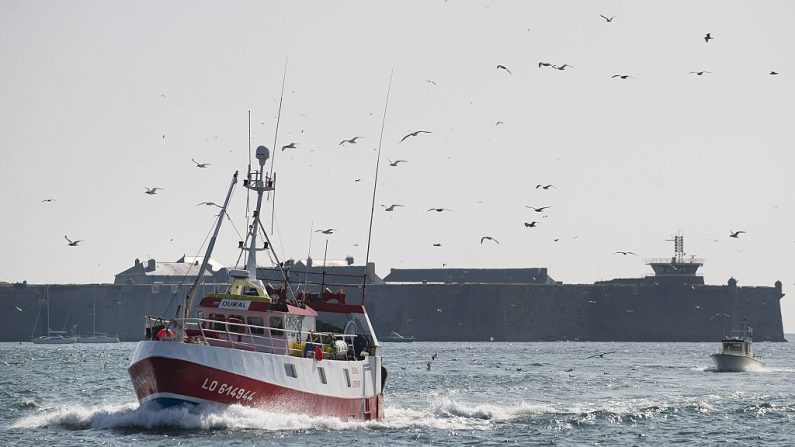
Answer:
210, 313, 226, 331
284, 363, 297, 378
270, 316, 284, 337
248, 316, 265, 335
343, 368, 351, 387
228, 315, 245, 334
318, 367, 327, 384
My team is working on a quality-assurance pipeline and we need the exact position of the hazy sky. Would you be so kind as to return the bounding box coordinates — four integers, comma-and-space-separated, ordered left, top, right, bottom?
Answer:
1, 1, 794, 331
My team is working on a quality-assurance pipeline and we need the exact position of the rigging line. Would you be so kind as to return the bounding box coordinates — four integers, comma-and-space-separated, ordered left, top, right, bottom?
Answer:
247, 110, 252, 218
363, 70, 394, 303
269, 58, 288, 234
257, 218, 298, 304
160, 216, 218, 316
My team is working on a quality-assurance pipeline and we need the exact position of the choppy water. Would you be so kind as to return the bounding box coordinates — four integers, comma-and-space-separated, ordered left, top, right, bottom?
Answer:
1, 339, 793, 446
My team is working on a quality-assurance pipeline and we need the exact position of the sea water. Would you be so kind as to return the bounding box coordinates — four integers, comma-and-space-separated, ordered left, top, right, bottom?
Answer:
1, 339, 794, 446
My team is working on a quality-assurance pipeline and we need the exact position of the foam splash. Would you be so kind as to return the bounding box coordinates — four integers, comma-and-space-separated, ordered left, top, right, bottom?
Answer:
11, 399, 554, 432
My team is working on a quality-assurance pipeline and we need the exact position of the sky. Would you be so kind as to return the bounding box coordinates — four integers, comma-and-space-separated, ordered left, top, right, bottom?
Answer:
1, 1, 794, 331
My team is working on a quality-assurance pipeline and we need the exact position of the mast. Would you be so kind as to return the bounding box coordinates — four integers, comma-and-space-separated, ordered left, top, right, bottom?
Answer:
243, 146, 274, 279
175, 171, 239, 341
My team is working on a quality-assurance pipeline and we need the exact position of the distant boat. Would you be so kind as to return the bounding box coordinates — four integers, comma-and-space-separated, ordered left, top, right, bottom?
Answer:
710, 322, 764, 372
380, 332, 415, 342
31, 285, 77, 344
77, 288, 119, 343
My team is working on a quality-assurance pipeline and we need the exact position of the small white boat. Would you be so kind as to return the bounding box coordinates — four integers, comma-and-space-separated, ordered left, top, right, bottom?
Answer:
380, 332, 415, 342
78, 333, 120, 343
32, 331, 77, 344
710, 322, 764, 372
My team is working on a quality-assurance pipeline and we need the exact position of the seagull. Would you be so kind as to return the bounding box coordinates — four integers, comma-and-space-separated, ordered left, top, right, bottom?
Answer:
600, 14, 615, 22
399, 130, 432, 143
354, 178, 361, 182
729, 230, 746, 238
281, 142, 297, 151
433, 243, 442, 247
524, 222, 538, 228
383, 204, 404, 212
496, 121, 504, 126
612, 74, 633, 79
587, 351, 616, 359
64, 235, 83, 247
496, 64, 512, 74
41, 199, 55, 203
710, 313, 731, 320
426, 79, 437, 86
431, 353, 438, 361
315, 228, 336, 234
526, 206, 551, 212
690, 71, 712, 76
555, 64, 573, 71
704, 33, 713, 42
145, 187, 163, 195
387, 159, 408, 167
192, 159, 210, 168
481, 236, 500, 245
339, 136, 362, 146
427, 208, 452, 213
536, 184, 556, 190
614, 251, 637, 256
15, 307, 22, 312
770, 71, 779, 75
564, 368, 574, 372
538, 62, 555, 69
196, 201, 222, 208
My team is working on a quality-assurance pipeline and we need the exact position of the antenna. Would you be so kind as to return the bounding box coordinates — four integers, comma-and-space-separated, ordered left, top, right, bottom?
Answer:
363, 70, 394, 304
246, 110, 251, 218
269, 57, 289, 234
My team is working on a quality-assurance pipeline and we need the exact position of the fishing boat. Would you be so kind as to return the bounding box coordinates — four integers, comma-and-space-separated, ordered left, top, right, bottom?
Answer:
380, 332, 415, 342
128, 146, 385, 420
78, 288, 119, 343
31, 285, 77, 344
710, 321, 764, 372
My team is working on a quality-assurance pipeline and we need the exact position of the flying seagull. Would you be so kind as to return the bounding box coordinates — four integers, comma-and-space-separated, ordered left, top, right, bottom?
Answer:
526, 206, 551, 212
496, 121, 504, 126
383, 204, 404, 212
729, 230, 746, 238
64, 235, 83, 247
427, 208, 452, 213
315, 228, 336, 234
704, 33, 713, 43
192, 159, 210, 168
612, 74, 633, 79
536, 184, 556, 190
432, 243, 442, 247
426, 79, 437, 86
145, 187, 163, 195
614, 251, 637, 256
400, 130, 432, 143
387, 159, 408, 167
496, 64, 512, 74
770, 71, 780, 75
480, 236, 500, 244
281, 142, 297, 151
41, 199, 55, 203
600, 14, 615, 22
339, 136, 362, 146
555, 64, 573, 71
15, 306, 22, 312
587, 351, 616, 359
690, 71, 712, 76
196, 201, 222, 208
538, 62, 555, 69
524, 221, 538, 228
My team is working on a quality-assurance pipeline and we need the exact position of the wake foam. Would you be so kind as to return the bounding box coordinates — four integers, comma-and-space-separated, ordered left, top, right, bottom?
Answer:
11, 399, 557, 432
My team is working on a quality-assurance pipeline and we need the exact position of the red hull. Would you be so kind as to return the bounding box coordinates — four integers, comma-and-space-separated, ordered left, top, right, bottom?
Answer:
129, 356, 381, 420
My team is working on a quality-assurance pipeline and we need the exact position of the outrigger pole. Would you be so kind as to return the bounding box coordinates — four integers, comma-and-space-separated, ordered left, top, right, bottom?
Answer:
175, 170, 239, 341
362, 70, 394, 305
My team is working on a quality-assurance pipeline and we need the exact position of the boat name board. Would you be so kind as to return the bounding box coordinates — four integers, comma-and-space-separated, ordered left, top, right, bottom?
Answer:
200, 378, 256, 401
218, 299, 252, 311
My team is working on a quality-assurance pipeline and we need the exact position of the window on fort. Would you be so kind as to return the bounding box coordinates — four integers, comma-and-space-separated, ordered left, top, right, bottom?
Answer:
228, 315, 245, 333
248, 316, 265, 335
270, 316, 285, 337
210, 313, 226, 331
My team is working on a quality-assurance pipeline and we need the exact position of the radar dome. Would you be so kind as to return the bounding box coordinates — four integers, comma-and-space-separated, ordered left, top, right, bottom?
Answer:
255, 145, 270, 166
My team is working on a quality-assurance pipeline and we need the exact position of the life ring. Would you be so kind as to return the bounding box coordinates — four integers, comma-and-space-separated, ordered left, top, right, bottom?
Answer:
156, 328, 175, 342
